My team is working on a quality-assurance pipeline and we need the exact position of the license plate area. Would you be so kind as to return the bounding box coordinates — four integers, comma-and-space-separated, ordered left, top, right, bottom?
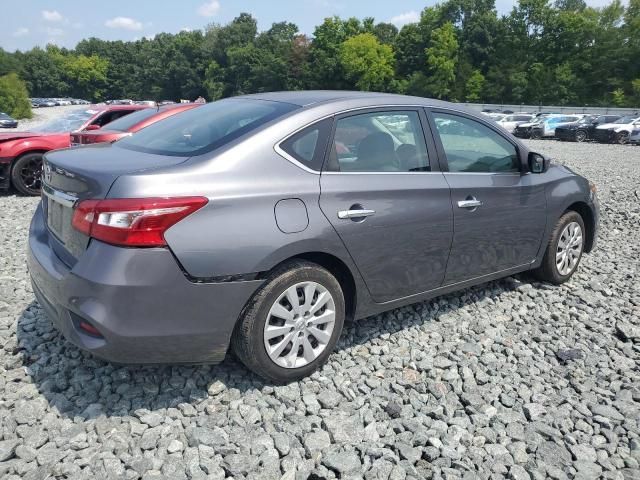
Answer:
47, 196, 71, 243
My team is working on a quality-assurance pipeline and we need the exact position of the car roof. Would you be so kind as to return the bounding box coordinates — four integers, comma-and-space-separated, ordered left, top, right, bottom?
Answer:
88, 104, 150, 112
240, 90, 454, 109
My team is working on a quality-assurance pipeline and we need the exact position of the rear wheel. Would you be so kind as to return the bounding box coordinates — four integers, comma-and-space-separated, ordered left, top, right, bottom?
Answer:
231, 260, 345, 383
533, 211, 585, 284
11, 152, 43, 196
575, 130, 588, 142
615, 131, 630, 145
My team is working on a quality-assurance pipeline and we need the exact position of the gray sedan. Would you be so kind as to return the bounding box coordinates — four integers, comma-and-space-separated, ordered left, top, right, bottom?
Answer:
28, 91, 599, 382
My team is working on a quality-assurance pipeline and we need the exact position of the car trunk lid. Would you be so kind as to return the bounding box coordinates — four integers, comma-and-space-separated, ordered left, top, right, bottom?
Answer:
42, 143, 190, 264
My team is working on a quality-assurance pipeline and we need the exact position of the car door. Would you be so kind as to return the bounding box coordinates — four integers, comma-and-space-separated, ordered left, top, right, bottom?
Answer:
427, 109, 547, 285
319, 108, 453, 303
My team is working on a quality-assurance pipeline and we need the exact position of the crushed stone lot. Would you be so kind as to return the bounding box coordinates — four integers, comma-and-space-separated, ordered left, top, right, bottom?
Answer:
0, 140, 639, 480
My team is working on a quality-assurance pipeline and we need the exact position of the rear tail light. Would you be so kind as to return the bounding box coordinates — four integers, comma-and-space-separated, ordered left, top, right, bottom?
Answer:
78, 320, 103, 337
72, 197, 208, 247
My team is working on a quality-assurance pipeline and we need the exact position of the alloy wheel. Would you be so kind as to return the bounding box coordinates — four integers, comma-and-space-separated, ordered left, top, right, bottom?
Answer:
556, 221, 583, 276
617, 132, 629, 145
263, 281, 336, 369
575, 130, 587, 142
19, 157, 42, 192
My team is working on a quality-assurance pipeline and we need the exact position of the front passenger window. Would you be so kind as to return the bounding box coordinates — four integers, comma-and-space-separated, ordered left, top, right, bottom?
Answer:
432, 112, 519, 173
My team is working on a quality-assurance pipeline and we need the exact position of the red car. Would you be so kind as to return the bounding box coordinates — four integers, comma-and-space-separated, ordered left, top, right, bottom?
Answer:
0, 104, 149, 195
71, 103, 201, 147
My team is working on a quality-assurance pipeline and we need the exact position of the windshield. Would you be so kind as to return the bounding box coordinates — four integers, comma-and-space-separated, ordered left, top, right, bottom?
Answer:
33, 109, 96, 133
614, 116, 638, 124
116, 98, 299, 156
103, 107, 159, 132
577, 117, 592, 124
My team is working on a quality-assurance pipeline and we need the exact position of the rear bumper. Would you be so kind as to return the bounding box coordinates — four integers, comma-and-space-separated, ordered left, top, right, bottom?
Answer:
514, 128, 531, 138
0, 156, 11, 189
28, 202, 263, 364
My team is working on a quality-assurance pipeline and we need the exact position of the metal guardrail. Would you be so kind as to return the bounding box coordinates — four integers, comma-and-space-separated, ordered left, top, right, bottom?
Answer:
458, 103, 639, 116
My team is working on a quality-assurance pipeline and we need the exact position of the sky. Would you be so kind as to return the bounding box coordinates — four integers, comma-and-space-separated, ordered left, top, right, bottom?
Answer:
0, 0, 621, 52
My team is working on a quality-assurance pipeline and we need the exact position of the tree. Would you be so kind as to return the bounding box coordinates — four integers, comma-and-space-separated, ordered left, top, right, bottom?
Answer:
611, 88, 626, 106
339, 33, 395, 91
465, 70, 485, 102
0, 73, 32, 119
425, 23, 459, 99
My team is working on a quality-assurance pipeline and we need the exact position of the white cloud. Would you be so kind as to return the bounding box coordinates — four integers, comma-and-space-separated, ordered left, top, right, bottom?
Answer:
46, 27, 64, 37
197, 0, 220, 17
12, 27, 29, 37
42, 10, 63, 22
181, 27, 192, 32
105, 16, 143, 31
390, 11, 420, 27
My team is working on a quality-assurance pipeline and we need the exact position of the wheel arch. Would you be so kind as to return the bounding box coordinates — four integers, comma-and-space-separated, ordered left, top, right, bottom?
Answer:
259, 251, 358, 321
564, 201, 595, 253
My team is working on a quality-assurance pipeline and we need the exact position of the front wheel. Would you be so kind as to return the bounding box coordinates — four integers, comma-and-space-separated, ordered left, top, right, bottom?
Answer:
231, 260, 345, 383
533, 211, 585, 284
11, 152, 43, 196
530, 130, 542, 140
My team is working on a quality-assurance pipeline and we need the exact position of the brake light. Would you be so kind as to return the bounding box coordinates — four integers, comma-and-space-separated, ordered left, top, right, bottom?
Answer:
72, 197, 208, 247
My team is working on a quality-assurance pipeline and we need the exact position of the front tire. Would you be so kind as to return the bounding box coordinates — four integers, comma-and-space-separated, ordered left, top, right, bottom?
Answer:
530, 130, 542, 140
11, 152, 43, 196
231, 260, 345, 383
533, 211, 585, 284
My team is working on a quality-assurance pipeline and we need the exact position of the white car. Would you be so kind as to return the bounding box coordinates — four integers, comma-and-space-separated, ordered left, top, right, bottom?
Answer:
530, 114, 587, 139
496, 114, 534, 133
593, 116, 640, 144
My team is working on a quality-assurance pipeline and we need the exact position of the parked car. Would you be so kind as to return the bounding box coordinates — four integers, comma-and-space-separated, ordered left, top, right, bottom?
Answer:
0, 105, 149, 195
0, 112, 18, 129
514, 115, 554, 138
71, 103, 201, 146
592, 115, 640, 144
28, 91, 599, 382
496, 113, 534, 134
555, 115, 621, 142
630, 127, 640, 145
530, 115, 586, 139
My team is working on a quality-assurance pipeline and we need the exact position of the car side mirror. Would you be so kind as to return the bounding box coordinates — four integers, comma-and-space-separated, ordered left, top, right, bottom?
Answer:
84, 124, 101, 131
528, 152, 550, 174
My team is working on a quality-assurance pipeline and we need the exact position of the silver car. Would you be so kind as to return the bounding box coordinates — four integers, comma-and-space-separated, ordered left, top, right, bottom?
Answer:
28, 91, 599, 382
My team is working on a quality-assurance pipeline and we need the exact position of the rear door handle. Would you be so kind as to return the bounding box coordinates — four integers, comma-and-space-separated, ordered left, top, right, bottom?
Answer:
457, 198, 483, 209
337, 209, 376, 219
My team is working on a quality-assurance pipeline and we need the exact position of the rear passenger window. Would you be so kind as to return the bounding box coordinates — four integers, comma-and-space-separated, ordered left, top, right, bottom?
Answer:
328, 111, 430, 172
279, 118, 331, 171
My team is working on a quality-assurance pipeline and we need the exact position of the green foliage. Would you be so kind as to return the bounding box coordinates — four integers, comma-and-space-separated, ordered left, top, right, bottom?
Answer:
611, 88, 626, 106
0, 4, 638, 106
0, 73, 32, 119
426, 23, 459, 99
339, 33, 395, 91
465, 70, 486, 102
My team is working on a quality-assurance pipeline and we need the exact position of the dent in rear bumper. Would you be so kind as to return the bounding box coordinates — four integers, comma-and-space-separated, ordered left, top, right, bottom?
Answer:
27, 203, 263, 364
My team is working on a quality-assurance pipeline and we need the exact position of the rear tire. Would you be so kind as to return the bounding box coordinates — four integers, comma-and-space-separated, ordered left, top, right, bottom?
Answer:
575, 130, 588, 142
533, 211, 585, 285
231, 260, 345, 383
616, 131, 629, 145
11, 152, 43, 196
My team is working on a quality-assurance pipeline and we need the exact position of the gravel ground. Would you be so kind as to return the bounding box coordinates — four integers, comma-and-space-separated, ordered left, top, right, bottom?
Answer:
0, 138, 639, 480
12, 106, 83, 131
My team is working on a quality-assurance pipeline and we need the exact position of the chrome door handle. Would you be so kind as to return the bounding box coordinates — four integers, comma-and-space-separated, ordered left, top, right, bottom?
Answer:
457, 199, 483, 209
337, 209, 376, 219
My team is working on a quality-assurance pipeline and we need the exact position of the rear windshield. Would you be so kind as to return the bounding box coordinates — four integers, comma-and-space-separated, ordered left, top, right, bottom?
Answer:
116, 98, 298, 156
104, 107, 159, 132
